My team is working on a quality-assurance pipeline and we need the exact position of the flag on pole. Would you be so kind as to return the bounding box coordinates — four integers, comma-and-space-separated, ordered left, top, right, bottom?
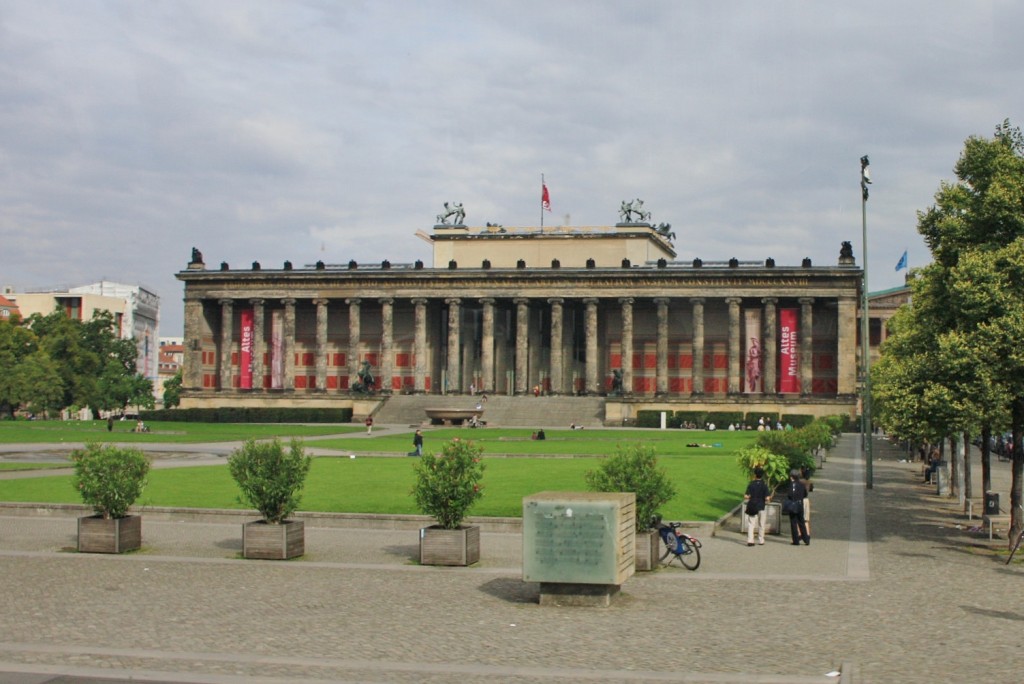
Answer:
541, 183, 551, 212
895, 250, 908, 271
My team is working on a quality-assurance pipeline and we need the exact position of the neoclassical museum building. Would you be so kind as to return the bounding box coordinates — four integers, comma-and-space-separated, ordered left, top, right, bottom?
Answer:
176, 218, 862, 422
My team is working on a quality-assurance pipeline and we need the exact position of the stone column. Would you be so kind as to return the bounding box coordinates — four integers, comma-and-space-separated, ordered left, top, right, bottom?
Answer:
548, 298, 564, 395
762, 297, 778, 395
480, 298, 495, 394
690, 297, 705, 396
446, 298, 461, 394
183, 297, 204, 390
515, 298, 529, 395
619, 298, 634, 396
380, 298, 394, 394
282, 298, 296, 391
218, 299, 233, 390
584, 298, 599, 395
413, 298, 427, 393
654, 297, 669, 396
346, 298, 361, 389
800, 297, 814, 395
726, 297, 742, 394
250, 299, 265, 391
837, 296, 858, 395
314, 298, 328, 392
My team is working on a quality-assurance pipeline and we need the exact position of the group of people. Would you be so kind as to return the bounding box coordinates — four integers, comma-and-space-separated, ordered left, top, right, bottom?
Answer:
743, 466, 812, 546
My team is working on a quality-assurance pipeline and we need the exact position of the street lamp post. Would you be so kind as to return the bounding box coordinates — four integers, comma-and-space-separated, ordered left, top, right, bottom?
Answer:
860, 155, 873, 489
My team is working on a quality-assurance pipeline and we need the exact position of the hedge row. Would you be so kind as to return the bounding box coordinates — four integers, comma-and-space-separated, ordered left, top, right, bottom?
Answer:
139, 407, 354, 423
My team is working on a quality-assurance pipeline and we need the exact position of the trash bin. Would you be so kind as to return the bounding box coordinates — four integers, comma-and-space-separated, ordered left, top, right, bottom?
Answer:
985, 491, 1000, 515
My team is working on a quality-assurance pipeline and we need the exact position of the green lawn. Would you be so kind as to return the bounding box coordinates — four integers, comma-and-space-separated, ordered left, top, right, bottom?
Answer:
0, 420, 360, 444
0, 429, 757, 521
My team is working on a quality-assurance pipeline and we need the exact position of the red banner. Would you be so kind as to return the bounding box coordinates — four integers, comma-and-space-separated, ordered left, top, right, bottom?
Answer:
779, 308, 800, 394
240, 308, 254, 389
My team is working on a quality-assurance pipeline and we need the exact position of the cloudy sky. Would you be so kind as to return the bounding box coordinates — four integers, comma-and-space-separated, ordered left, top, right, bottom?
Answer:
2, 1, 1021, 336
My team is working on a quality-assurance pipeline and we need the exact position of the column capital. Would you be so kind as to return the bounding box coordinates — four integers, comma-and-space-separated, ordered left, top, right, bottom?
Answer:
583, 297, 600, 306
345, 297, 361, 306
411, 297, 428, 306
313, 298, 329, 306
514, 297, 530, 305
445, 297, 462, 306
725, 296, 742, 306
689, 297, 706, 305
479, 297, 495, 305
761, 297, 779, 305
618, 297, 634, 306
378, 297, 394, 306
799, 296, 815, 305
248, 298, 264, 305
653, 297, 669, 305
218, 298, 234, 306
281, 297, 296, 306
547, 297, 564, 305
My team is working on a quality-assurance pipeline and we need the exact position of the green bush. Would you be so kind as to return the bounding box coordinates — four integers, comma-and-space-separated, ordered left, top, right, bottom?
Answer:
781, 414, 815, 429
745, 412, 779, 427
412, 438, 485, 529
674, 411, 706, 428
71, 443, 150, 519
706, 411, 744, 428
585, 443, 677, 531
736, 444, 790, 494
757, 429, 815, 475
228, 438, 312, 523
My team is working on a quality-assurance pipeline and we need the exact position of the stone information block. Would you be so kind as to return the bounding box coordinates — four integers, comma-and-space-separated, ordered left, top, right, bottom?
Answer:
522, 491, 635, 586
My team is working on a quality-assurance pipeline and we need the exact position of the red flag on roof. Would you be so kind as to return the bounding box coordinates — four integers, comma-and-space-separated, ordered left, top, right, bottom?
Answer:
541, 183, 551, 212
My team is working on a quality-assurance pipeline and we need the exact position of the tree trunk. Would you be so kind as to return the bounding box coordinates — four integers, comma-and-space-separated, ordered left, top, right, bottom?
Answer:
981, 424, 992, 495
962, 431, 972, 507
948, 435, 960, 499
1010, 399, 1024, 551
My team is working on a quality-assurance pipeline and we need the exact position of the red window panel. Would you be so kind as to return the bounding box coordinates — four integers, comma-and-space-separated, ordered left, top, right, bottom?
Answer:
712, 354, 728, 369
263, 353, 270, 365
263, 375, 271, 389
425, 377, 432, 391
643, 353, 656, 368
667, 355, 677, 370
304, 353, 315, 367
340, 376, 349, 390
308, 375, 316, 389
609, 353, 622, 368
396, 353, 411, 368
327, 376, 338, 389
365, 353, 378, 366
401, 377, 414, 389
669, 377, 691, 392
294, 376, 307, 389
812, 378, 838, 394
231, 352, 238, 365
203, 374, 215, 388
678, 354, 693, 369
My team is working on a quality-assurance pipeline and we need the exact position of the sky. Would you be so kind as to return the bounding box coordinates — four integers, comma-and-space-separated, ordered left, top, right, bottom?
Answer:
2, 1, 1022, 337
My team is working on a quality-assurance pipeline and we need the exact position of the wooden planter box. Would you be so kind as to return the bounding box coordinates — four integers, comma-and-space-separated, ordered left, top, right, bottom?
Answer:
420, 525, 480, 566
635, 528, 661, 571
242, 519, 305, 560
78, 514, 142, 554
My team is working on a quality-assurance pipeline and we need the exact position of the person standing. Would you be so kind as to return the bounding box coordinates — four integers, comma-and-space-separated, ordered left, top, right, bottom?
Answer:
364, 416, 373, 435
743, 466, 771, 546
785, 468, 810, 545
106, 416, 113, 432
413, 429, 424, 456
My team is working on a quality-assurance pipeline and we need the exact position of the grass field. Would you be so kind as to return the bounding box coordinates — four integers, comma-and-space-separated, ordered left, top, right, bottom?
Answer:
0, 420, 360, 444
0, 428, 758, 520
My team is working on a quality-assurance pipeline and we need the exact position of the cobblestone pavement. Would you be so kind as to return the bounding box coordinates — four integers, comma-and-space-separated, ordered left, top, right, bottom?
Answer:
0, 435, 1022, 683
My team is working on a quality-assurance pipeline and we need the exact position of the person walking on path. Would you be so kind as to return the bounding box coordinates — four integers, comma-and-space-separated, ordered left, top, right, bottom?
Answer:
412, 429, 423, 456
743, 466, 771, 546
784, 468, 810, 545
364, 416, 373, 435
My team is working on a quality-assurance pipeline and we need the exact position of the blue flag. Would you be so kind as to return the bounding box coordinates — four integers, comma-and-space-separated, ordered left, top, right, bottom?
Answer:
895, 250, 908, 271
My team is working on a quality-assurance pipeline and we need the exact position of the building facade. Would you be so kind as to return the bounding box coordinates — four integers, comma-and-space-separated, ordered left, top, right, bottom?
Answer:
176, 224, 863, 421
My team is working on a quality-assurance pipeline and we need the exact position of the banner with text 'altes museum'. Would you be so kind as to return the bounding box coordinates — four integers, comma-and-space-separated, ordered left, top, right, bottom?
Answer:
744, 309, 762, 394
239, 308, 254, 389
779, 308, 800, 394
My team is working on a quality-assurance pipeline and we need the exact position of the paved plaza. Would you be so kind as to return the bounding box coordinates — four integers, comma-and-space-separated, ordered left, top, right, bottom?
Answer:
0, 433, 1022, 683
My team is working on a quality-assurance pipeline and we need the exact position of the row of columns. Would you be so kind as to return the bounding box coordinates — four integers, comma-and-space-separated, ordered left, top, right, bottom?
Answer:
194, 294, 851, 396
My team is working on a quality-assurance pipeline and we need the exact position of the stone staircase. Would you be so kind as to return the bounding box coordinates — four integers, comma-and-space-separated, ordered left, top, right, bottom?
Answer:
371, 394, 606, 428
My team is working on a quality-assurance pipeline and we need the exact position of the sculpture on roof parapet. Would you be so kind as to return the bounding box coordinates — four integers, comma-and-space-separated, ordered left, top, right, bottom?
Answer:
654, 222, 675, 242
839, 241, 856, 265
617, 199, 651, 225
436, 202, 466, 226
189, 247, 204, 265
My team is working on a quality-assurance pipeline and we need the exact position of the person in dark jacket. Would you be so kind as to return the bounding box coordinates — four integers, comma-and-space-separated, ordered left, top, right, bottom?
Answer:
412, 429, 424, 456
785, 468, 810, 545
743, 466, 771, 546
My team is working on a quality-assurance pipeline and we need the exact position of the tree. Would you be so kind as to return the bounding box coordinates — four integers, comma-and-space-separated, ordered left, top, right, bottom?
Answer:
162, 370, 182, 408
890, 120, 1024, 547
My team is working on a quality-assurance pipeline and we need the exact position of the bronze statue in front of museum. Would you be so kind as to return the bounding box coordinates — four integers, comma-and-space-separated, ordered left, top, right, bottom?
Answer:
176, 207, 862, 423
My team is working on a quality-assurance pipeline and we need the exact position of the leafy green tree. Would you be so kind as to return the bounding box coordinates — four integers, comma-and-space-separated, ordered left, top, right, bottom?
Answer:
162, 370, 182, 409
0, 317, 40, 417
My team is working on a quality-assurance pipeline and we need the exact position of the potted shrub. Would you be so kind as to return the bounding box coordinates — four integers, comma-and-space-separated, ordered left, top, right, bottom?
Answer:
736, 444, 789, 536
228, 437, 312, 560
71, 443, 150, 553
412, 438, 485, 566
585, 443, 677, 571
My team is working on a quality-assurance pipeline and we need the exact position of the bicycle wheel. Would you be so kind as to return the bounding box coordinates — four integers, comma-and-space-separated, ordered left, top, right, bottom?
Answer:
679, 537, 701, 571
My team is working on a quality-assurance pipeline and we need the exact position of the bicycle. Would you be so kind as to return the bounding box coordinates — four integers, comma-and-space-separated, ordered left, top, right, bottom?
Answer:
1006, 518, 1024, 565
652, 516, 702, 570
